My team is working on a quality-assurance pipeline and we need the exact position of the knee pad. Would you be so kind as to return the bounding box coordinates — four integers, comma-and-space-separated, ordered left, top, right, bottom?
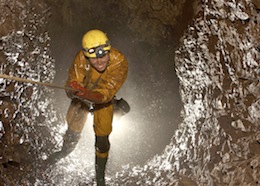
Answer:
95, 136, 110, 153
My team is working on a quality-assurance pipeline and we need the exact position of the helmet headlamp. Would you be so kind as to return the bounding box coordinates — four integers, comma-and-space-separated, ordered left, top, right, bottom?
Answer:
83, 42, 110, 58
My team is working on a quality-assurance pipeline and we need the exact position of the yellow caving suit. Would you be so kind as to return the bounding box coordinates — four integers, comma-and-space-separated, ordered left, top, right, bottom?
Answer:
66, 47, 128, 158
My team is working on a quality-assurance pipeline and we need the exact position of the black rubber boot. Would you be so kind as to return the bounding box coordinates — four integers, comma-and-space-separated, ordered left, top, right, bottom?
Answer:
95, 156, 108, 186
46, 129, 81, 165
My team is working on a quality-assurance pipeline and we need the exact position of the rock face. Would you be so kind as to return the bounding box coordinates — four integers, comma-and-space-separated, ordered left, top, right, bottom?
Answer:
108, 0, 199, 46
113, 0, 260, 185
173, 0, 259, 185
0, 0, 59, 184
0, 0, 259, 185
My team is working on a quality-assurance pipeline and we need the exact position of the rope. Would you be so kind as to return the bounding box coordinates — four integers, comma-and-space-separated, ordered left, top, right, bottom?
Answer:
0, 73, 76, 91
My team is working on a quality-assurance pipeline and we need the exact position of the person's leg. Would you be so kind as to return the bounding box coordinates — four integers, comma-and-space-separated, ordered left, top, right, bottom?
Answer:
47, 99, 89, 164
93, 104, 113, 186
95, 136, 110, 186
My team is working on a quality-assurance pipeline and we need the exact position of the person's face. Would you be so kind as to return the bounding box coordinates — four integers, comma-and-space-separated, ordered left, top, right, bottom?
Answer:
88, 53, 110, 72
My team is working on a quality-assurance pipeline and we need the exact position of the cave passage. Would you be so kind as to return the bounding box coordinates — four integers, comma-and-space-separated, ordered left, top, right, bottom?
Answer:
45, 0, 195, 176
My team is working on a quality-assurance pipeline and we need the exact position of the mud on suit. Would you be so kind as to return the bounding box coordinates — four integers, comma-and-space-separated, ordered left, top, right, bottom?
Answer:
61, 47, 128, 159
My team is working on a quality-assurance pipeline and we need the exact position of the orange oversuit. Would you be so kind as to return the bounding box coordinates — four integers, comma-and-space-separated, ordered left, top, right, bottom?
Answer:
65, 47, 128, 158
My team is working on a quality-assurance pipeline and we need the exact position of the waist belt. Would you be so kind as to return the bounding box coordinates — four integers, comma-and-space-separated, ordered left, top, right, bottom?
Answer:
94, 100, 114, 111
74, 97, 114, 112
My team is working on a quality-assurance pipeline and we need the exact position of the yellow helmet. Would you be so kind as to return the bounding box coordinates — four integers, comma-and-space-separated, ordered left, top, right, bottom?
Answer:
82, 29, 111, 58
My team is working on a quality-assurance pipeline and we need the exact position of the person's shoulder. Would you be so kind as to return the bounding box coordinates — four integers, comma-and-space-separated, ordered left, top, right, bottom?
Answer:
73, 50, 87, 64
77, 50, 85, 57
110, 47, 125, 59
109, 48, 128, 69
72, 50, 83, 59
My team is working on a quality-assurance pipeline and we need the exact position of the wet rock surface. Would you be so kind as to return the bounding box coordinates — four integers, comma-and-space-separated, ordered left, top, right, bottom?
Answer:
112, 0, 260, 185
0, 0, 259, 185
0, 0, 60, 184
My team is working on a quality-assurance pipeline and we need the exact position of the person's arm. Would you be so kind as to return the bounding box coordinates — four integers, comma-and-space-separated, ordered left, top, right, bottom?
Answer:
66, 51, 87, 86
66, 51, 88, 99
69, 81, 104, 103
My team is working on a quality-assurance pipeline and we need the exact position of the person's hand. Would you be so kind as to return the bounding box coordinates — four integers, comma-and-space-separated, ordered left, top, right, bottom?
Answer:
69, 82, 90, 98
69, 81, 85, 92
65, 82, 82, 98
67, 81, 104, 103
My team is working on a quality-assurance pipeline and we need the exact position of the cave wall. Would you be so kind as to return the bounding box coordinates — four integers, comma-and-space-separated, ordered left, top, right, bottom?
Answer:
107, 0, 199, 46
45, 0, 198, 47
112, 0, 260, 185
0, 0, 60, 184
0, 0, 259, 185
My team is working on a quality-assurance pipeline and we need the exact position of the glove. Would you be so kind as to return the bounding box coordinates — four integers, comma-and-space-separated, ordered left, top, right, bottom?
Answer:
65, 82, 81, 98
69, 81, 104, 103
69, 81, 85, 92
